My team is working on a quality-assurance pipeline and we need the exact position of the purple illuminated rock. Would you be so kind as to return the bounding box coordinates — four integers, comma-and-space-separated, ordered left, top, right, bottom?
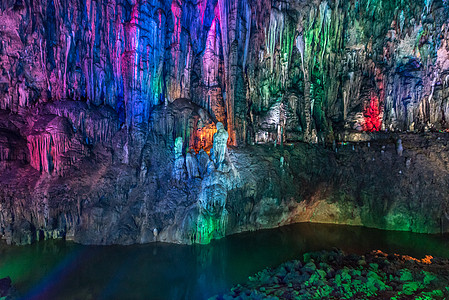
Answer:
1, 0, 449, 246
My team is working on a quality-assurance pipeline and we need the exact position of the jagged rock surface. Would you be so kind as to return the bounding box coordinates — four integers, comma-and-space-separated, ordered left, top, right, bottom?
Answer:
3, 0, 449, 144
1, 125, 449, 245
2, 0, 449, 245
213, 249, 449, 299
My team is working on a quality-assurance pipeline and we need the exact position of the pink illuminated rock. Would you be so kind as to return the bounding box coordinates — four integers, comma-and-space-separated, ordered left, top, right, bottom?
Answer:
1, 0, 449, 247
26, 115, 75, 174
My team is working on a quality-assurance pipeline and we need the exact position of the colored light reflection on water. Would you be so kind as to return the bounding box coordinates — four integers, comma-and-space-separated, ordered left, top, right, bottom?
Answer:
1, 223, 449, 300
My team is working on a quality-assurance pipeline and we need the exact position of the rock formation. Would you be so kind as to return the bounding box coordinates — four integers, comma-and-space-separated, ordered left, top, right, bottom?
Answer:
1, 0, 449, 245
214, 249, 449, 299
210, 122, 229, 168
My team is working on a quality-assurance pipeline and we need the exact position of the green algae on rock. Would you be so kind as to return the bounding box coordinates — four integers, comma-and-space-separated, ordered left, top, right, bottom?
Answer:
212, 249, 449, 300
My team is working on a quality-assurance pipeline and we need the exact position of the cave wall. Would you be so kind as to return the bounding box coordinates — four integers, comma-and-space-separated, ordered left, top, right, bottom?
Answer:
2, 131, 449, 246
2, 0, 449, 147
1, 0, 449, 245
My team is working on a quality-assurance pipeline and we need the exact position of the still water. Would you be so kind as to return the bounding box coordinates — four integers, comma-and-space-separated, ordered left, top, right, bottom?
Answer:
1, 223, 449, 300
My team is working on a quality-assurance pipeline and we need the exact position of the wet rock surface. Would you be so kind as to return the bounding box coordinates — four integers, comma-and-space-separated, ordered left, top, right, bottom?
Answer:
0, 277, 17, 299
213, 249, 449, 300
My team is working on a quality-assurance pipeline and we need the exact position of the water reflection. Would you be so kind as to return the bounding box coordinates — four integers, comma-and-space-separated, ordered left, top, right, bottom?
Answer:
0, 223, 448, 300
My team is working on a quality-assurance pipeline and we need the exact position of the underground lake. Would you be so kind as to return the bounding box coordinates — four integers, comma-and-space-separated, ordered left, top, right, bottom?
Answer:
1, 223, 449, 299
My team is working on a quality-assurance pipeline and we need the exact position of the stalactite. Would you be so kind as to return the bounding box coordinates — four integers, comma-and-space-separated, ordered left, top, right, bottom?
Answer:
149, 99, 217, 154
203, 18, 220, 88
217, 0, 237, 145
46, 101, 120, 145
26, 116, 77, 175
399, 10, 405, 34
1, 0, 448, 149
296, 34, 305, 74
320, 5, 332, 71
266, 8, 284, 73
242, 1, 251, 70
424, 0, 433, 14
63, 34, 71, 98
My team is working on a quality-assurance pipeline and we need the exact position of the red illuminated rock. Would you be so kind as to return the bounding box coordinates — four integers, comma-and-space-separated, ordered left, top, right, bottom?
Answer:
1, 0, 449, 245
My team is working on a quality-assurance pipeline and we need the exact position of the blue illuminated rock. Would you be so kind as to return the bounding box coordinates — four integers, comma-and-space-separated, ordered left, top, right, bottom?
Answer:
2, 0, 449, 245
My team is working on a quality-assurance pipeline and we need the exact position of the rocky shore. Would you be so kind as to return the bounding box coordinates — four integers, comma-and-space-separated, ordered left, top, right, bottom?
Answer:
213, 249, 449, 300
0, 277, 16, 300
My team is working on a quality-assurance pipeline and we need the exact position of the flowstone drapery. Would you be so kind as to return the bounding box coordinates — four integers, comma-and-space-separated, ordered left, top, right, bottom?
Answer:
211, 122, 229, 168
2, 0, 449, 246
194, 123, 233, 244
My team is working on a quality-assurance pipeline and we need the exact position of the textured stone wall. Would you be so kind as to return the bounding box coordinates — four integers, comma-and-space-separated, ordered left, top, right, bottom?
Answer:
2, 130, 449, 246
2, 0, 449, 148
2, 0, 449, 245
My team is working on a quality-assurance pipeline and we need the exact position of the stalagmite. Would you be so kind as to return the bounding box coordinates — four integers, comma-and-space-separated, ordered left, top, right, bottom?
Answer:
211, 122, 229, 168
186, 151, 200, 179
173, 137, 186, 181
197, 149, 212, 177
397, 139, 403, 156
2, 0, 449, 248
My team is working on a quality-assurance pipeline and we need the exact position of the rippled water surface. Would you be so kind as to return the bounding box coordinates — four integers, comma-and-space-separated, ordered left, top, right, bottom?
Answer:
1, 223, 449, 300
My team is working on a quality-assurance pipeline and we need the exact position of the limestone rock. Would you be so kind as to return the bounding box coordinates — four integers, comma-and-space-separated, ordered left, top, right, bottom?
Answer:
172, 137, 186, 181
1, 0, 449, 247
397, 139, 403, 156
197, 149, 212, 177
211, 122, 229, 168
186, 151, 200, 179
